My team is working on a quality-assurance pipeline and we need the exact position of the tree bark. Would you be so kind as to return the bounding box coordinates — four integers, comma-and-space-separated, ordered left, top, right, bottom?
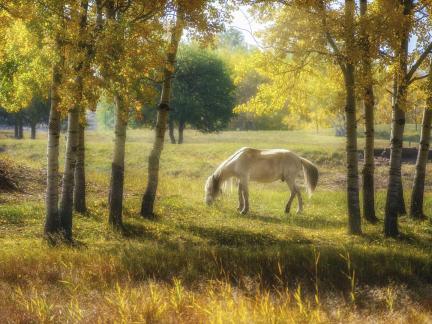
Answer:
343, 0, 362, 234
360, 0, 378, 223
178, 121, 185, 144
73, 123, 86, 213
44, 36, 64, 241
385, 88, 406, 237
30, 123, 36, 139
390, 77, 407, 216
398, 176, 407, 215
410, 106, 432, 219
141, 11, 184, 218
169, 117, 176, 143
384, 0, 411, 237
108, 95, 127, 229
344, 66, 362, 234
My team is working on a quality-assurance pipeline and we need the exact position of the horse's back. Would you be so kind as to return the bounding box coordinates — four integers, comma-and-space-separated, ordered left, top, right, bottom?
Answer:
227, 148, 301, 182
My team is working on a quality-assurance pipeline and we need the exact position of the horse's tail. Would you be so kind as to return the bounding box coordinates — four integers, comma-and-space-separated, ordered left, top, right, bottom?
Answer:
300, 157, 319, 197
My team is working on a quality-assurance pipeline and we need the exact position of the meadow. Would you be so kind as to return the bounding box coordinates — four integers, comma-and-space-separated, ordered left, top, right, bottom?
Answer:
0, 128, 431, 323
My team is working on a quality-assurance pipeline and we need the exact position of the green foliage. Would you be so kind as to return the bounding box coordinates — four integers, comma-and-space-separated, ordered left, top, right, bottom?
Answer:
0, 95, 49, 128
24, 95, 50, 126
170, 45, 236, 132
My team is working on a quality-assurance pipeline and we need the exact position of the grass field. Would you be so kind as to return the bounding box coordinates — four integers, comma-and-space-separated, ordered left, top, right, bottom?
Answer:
0, 128, 432, 323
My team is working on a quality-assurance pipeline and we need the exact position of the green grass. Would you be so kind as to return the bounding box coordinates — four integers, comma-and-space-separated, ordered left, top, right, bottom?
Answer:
0, 128, 431, 323
358, 123, 423, 144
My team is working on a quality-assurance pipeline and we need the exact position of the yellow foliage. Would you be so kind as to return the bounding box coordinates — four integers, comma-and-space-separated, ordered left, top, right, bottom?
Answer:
0, 19, 50, 111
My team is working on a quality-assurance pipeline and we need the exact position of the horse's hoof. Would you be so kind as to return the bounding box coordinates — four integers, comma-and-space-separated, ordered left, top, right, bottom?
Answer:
240, 209, 249, 215
296, 210, 303, 215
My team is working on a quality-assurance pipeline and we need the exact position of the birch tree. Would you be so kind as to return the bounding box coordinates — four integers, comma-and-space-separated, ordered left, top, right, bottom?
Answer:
383, 0, 432, 237
410, 59, 432, 219
96, 0, 165, 228
243, 0, 363, 233
359, 0, 378, 223
141, 0, 228, 217
59, 0, 90, 241
141, 7, 185, 218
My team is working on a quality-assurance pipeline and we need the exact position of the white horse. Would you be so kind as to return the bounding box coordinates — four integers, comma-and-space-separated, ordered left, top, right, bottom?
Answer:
204, 147, 319, 214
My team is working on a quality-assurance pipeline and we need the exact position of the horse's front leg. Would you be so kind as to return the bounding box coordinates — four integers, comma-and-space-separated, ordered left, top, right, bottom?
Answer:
237, 182, 244, 212
240, 178, 249, 215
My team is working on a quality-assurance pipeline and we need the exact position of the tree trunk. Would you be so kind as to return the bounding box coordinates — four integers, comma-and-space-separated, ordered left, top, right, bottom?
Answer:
73, 123, 86, 213
344, 67, 362, 234
58, 0, 88, 241
108, 95, 127, 228
178, 121, 185, 144
59, 107, 80, 241
398, 176, 407, 215
389, 77, 407, 216
343, 0, 362, 234
360, 0, 378, 223
385, 88, 406, 237
384, 0, 411, 237
18, 117, 23, 139
14, 117, 19, 139
169, 118, 176, 143
44, 36, 64, 241
410, 107, 432, 219
141, 11, 184, 218
30, 123, 36, 139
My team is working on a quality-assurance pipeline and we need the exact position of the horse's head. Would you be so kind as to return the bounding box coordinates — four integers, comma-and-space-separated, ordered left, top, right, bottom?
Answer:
204, 174, 222, 205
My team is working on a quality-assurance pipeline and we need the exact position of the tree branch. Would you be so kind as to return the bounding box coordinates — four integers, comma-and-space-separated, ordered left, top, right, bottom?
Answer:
406, 41, 432, 81
408, 73, 429, 85
318, 1, 346, 74
385, 88, 394, 96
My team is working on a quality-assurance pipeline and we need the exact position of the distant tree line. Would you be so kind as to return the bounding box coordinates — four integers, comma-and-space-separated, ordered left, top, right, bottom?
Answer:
0, 96, 50, 139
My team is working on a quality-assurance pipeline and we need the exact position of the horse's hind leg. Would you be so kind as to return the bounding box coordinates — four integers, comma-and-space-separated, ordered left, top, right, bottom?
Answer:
237, 182, 244, 212
285, 179, 297, 214
285, 191, 296, 214
296, 190, 303, 214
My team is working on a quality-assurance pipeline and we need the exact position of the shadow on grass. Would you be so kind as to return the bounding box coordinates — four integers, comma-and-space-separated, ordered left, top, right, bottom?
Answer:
218, 208, 345, 230
288, 213, 347, 229
122, 220, 311, 247
177, 223, 312, 247
114, 217, 432, 292
122, 222, 164, 240
117, 232, 432, 291
233, 211, 286, 224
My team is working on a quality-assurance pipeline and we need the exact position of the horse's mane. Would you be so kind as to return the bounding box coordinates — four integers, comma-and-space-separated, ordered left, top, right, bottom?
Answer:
212, 147, 248, 192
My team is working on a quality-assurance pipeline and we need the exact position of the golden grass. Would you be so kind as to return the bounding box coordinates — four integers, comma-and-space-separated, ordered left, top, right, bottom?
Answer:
0, 128, 431, 323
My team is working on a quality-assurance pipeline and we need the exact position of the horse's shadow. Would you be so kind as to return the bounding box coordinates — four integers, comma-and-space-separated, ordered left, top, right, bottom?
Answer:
227, 208, 345, 230
233, 211, 285, 224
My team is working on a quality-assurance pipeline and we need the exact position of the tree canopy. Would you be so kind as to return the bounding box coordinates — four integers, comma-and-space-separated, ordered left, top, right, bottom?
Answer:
170, 45, 235, 136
